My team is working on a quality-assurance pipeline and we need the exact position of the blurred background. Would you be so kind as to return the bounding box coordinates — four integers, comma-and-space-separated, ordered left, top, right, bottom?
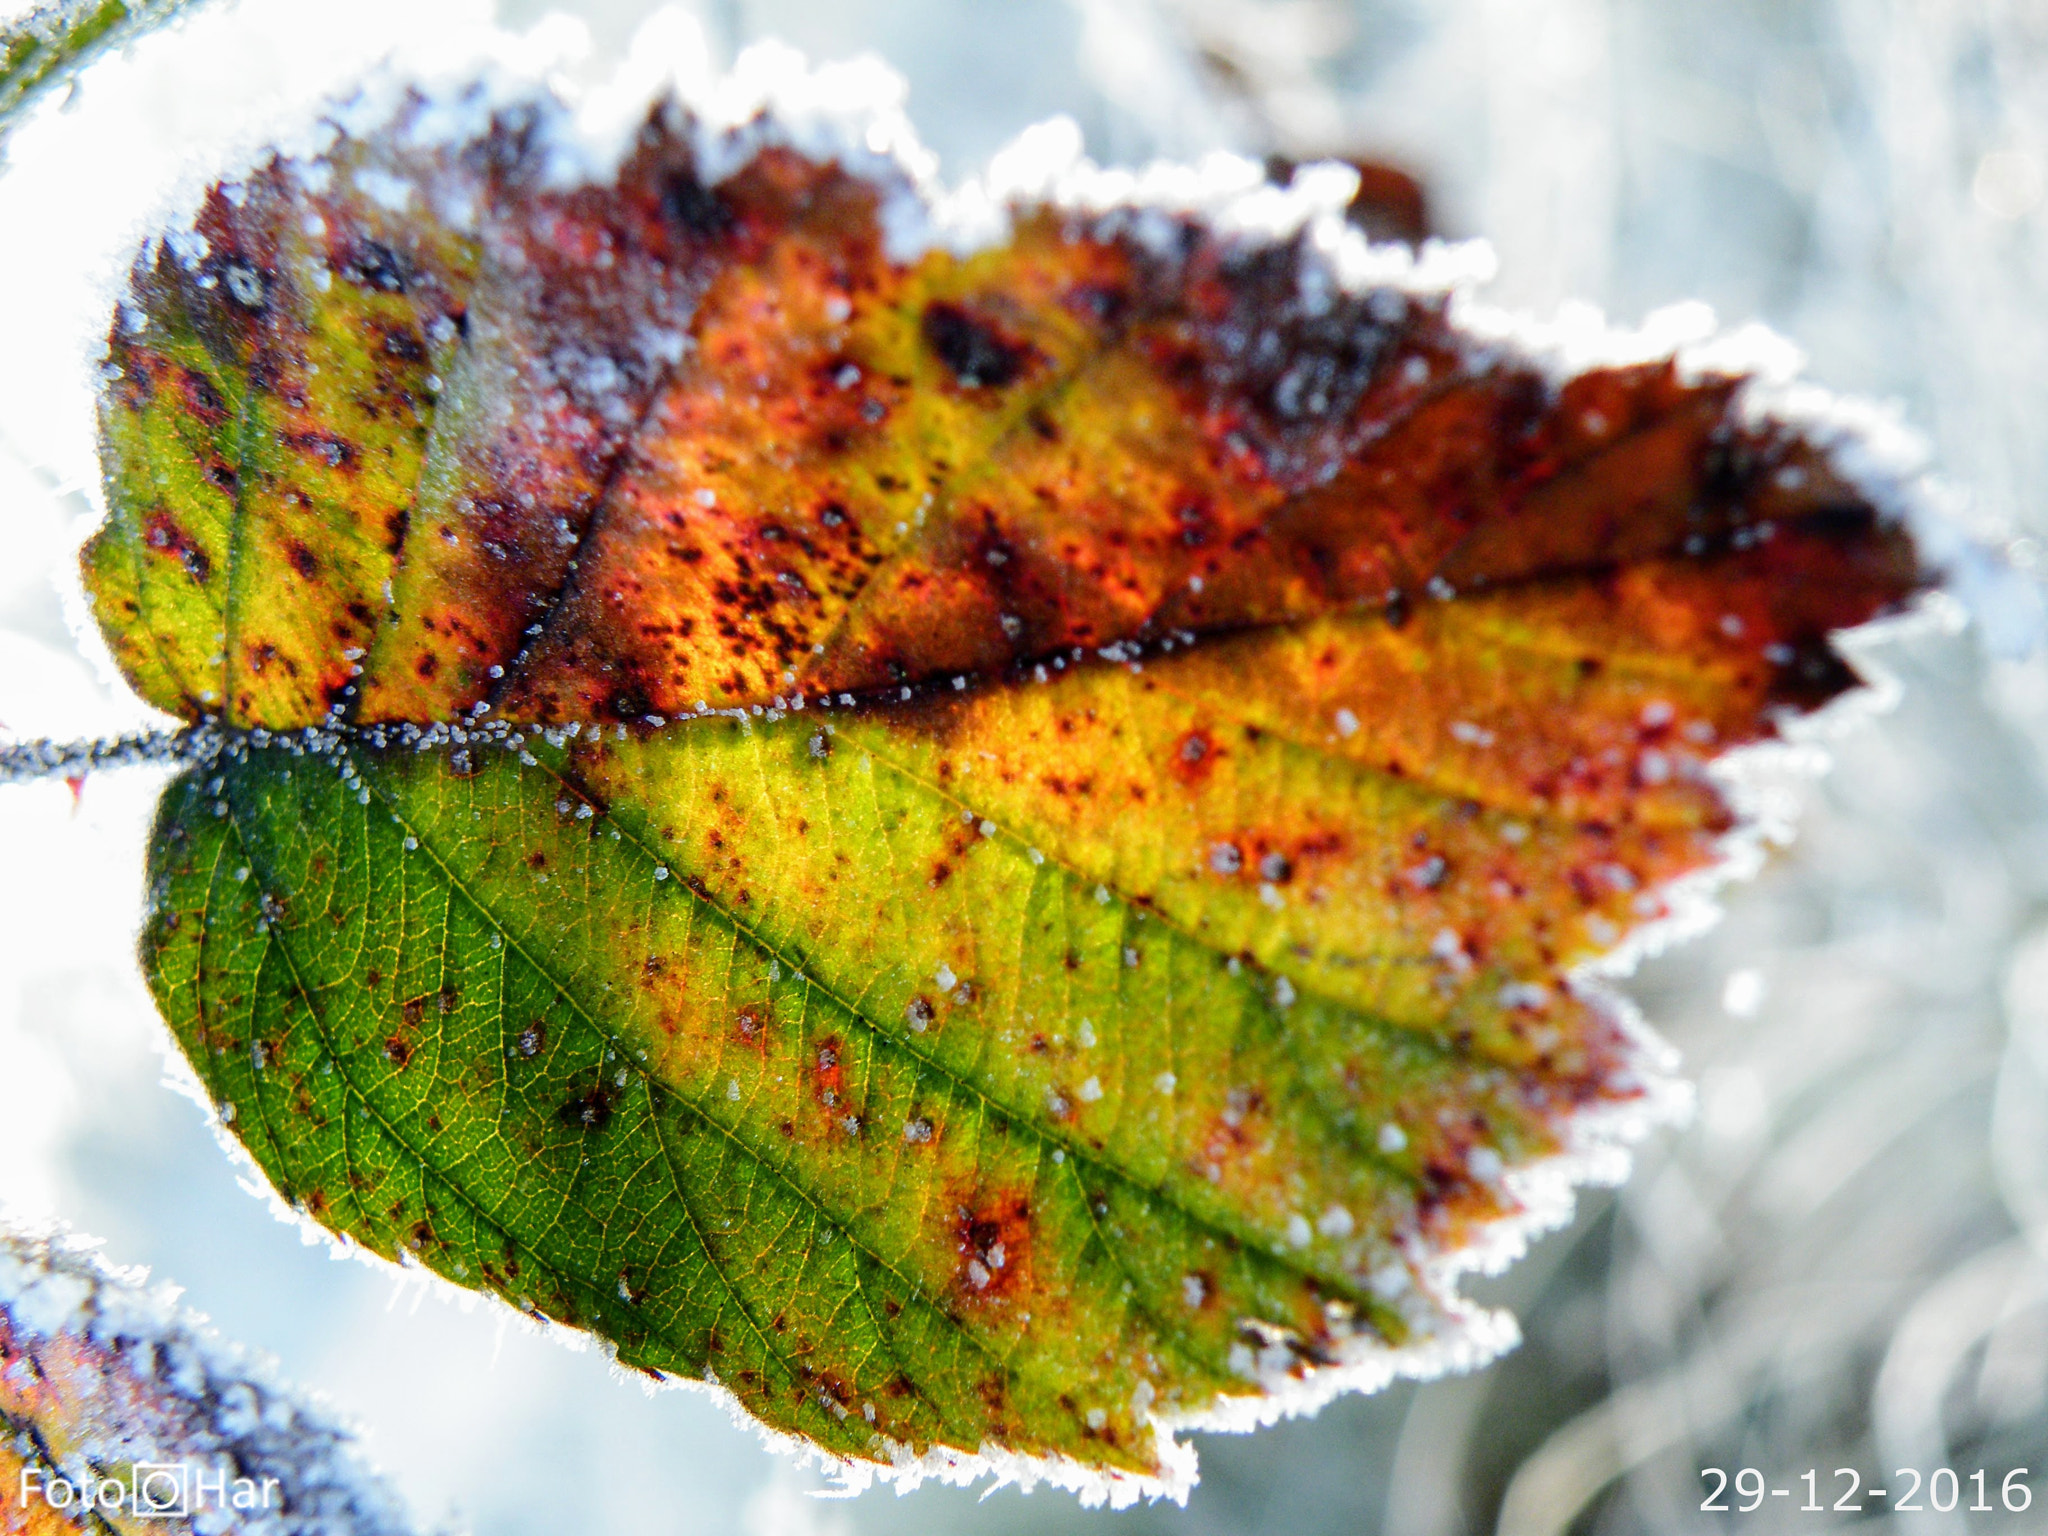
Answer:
4, 1, 2048, 1531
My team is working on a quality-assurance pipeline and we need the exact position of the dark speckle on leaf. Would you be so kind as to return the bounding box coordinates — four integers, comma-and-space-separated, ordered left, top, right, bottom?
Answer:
663, 168, 734, 239
340, 240, 409, 293
559, 1087, 617, 1132
922, 302, 1027, 389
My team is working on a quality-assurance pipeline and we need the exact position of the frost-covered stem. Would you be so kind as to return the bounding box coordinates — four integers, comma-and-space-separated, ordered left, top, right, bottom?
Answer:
0, 727, 207, 785
0, 0, 206, 150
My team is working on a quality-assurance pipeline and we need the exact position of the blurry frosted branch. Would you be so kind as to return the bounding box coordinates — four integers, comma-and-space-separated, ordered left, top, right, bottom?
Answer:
0, 0, 209, 152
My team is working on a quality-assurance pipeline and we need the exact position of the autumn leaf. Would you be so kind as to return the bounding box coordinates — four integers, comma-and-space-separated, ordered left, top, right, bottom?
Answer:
0, 1225, 414, 1534
67, 61, 1934, 1502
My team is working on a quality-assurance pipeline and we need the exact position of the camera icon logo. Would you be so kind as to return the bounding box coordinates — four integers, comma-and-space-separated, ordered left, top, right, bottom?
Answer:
131, 1464, 189, 1520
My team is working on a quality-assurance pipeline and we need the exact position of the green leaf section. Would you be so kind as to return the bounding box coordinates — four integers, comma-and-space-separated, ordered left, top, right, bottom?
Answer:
145, 710, 1572, 1479
0, 0, 205, 150
86, 146, 474, 721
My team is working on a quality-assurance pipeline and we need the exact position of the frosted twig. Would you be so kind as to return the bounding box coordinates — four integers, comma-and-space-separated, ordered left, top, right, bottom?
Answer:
0, 726, 211, 785
0, 0, 209, 154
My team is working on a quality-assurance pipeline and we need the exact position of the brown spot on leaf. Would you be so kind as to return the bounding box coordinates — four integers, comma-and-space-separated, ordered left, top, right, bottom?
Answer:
1172, 729, 1219, 787
142, 509, 211, 583
953, 1191, 1032, 1304
734, 1002, 771, 1049
810, 1036, 846, 1110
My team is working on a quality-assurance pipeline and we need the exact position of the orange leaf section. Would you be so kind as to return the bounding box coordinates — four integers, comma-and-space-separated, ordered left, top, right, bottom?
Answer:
0, 1447, 76, 1536
85, 105, 1920, 742
496, 220, 1917, 730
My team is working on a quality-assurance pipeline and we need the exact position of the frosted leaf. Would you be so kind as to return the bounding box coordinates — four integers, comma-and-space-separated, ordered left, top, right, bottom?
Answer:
0, 1224, 416, 1533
